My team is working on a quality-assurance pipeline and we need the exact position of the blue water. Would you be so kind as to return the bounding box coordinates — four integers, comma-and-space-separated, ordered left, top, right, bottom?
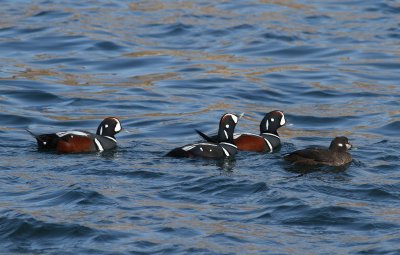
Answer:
1, 0, 400, 254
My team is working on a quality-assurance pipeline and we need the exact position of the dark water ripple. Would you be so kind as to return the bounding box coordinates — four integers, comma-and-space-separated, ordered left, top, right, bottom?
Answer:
1, 0, 400, 254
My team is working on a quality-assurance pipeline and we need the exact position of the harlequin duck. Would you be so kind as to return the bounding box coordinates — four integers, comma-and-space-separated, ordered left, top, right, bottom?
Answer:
284, 136, 352, 166
197, 110, 285, 152
166, 113, 239, 159
27, 117, 122, 153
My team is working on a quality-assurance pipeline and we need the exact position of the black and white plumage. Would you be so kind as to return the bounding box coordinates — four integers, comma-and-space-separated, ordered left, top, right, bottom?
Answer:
166, 113, 239, 159
197, 110, 285, 152
27, 117, 122, 153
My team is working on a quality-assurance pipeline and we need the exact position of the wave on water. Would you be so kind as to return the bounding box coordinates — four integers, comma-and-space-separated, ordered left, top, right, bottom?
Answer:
0, 0, 400, 254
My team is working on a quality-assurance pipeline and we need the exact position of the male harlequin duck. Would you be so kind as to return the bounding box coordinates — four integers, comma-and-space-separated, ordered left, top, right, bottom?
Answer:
284, 136, 352, 166
197, 110, 285, 152
166, 113, 239, 159
27, 117, 122, 153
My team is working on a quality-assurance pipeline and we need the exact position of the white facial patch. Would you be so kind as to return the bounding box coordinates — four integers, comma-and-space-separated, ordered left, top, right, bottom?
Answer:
226, 124, 230, 129
271, 118, 275, 122
200, 147, 203, 152
230, 114, 238, 124
99, 126, 103, 135
280, 115, 286, 126
338, 143, 343, 147
266, 120, 269, 131
346, 143, 352, 149
114, 119, 121, 132
224, 130, 228, 139
105, 124, 109, 128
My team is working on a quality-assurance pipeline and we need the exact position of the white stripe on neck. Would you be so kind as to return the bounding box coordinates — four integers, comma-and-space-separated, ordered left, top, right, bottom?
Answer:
221, 147, 230, 157
264, 138, 273, 152
104, 136, 117, 142
94, 138, 104, 151
261, 133, 280, 139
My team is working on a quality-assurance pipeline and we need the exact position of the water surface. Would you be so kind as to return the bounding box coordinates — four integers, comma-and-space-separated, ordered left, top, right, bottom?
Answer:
1, 0, 400, 254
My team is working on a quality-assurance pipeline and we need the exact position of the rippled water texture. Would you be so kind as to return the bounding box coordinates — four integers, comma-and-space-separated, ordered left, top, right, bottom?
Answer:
1, 0, 400, 254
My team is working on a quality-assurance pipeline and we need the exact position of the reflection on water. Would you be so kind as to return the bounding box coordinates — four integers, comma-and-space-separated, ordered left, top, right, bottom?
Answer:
1, 0, 400, 254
